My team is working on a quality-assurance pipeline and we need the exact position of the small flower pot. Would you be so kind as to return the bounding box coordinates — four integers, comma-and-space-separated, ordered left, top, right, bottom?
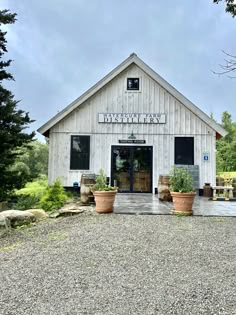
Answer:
93, 191, 117, 213
171, 192, 196, 216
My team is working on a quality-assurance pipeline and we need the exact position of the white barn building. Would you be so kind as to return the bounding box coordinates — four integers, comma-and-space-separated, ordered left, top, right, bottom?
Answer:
38, 53, 226, 193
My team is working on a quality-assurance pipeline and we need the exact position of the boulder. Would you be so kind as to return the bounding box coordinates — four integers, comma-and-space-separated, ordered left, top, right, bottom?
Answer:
57, 205, 95, 216
0, 210, 36, 228
58, 208, 85, 216
25, 209, 48, 221
50, 204, 95, 218
0, 216, 11, 230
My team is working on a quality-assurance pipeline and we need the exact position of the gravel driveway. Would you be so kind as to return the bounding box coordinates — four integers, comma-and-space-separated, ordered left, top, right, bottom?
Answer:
0, 212, 236, 315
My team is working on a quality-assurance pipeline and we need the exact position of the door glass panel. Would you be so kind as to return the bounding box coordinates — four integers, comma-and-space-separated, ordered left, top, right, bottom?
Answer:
111, 146, 152, 193
133, 147, 152, 192
112, 147, 131, 191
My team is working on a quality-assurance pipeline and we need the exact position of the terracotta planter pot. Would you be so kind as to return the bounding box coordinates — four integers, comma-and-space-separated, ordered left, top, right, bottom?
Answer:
93, 191, 117, 213
170, 192, 196, 215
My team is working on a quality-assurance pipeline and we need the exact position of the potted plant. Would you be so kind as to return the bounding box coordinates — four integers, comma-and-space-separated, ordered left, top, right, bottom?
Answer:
91, 169, 118, 213
169, 167, 196, 215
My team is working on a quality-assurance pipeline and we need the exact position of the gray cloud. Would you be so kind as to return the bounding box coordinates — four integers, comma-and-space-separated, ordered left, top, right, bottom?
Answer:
1, 0, 236, 140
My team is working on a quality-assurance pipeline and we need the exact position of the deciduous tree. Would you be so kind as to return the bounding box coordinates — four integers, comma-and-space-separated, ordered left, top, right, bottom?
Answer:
213, 1, 236, 76
10, 141, 48, 184
216, 111, 236, 172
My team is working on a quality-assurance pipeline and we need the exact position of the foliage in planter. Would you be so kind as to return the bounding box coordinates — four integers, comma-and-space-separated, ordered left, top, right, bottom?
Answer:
92, 169, 117, 192
39, 179, 68, 212
169, 167, 194, 193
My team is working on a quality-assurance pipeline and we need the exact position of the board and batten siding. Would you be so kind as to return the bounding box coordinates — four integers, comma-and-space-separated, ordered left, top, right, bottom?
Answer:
48, 63, 216, 191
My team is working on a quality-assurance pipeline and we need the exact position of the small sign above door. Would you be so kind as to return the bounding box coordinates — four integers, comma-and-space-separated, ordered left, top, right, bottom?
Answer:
118, 140, 146, 144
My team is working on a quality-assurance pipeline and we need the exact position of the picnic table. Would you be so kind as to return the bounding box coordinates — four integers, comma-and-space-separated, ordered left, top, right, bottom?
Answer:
212, 185, 234, 200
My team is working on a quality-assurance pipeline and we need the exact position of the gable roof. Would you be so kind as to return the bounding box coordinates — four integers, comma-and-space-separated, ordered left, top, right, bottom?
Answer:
38, 53, 227, 138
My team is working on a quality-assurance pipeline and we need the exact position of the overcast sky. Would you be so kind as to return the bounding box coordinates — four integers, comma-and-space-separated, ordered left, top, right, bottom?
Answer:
1, 0, 236, 140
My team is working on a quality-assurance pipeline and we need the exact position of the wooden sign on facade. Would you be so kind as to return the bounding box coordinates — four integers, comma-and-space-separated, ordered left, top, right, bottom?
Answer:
118, 140, 146, 144
98, 113, 166, 124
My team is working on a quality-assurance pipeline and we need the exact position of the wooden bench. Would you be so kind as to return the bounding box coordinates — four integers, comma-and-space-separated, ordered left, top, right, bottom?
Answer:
212, 186, 234, 200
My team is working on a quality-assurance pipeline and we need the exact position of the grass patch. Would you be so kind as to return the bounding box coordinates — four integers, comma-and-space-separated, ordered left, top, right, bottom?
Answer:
0, 242, 21, 252
16, 222, 37, 231
212, 217, 225, 222
47, 231, 68, 242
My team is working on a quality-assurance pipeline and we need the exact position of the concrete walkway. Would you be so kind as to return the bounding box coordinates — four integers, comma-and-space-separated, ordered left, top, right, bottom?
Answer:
114, 193, 236, 216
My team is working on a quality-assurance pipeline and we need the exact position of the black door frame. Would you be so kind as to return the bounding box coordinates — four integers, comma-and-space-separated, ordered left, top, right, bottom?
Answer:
111, 145, 153, 193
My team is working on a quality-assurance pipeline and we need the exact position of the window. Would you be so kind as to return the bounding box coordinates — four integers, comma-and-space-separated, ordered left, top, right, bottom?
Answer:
175, 137, 194, 165
127, 78, 139, 90
70, 136, 90, 170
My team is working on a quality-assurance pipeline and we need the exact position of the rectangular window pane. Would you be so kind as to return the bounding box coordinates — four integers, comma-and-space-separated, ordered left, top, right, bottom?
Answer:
70, 136, 90, 170
175, 137, 194, 165
127, 78, 139, 90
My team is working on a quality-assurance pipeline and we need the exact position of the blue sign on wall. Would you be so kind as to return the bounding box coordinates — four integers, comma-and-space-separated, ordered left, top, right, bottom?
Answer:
203, 152, 209, 161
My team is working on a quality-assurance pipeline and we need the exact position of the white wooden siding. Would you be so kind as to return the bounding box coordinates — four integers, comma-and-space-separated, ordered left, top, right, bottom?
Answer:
48, 63, 216, 190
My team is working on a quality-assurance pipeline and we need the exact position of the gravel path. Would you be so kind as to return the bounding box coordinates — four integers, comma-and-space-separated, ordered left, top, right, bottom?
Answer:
0, 212, 236, 315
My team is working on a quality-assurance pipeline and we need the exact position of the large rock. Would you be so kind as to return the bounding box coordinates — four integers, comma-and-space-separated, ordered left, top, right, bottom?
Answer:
58, 208, 85, 216
0, 216, 11, 230
0, 210, 36, 228
57, 204, 94, 217
25, 209, 48, 221
49, 203, 95, 218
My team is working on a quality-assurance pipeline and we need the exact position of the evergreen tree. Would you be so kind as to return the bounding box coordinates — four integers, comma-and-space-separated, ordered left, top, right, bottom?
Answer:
213, 0, 236, 18
0, 10, 35, 201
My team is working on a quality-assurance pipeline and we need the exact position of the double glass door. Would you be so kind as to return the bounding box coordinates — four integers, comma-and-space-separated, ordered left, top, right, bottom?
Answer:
111, 146, 152, 193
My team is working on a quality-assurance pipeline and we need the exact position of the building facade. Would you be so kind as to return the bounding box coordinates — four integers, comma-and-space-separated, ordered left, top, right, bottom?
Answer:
38, 53, 226, 193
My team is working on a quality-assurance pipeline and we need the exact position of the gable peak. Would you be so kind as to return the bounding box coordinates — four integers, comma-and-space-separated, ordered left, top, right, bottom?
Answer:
129, 52, 137, 58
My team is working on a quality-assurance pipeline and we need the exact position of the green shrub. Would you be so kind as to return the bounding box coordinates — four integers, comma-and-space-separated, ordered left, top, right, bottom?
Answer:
39, 179, 68, 212
12, 194, 40, 210
16, 176, 48, 198
11, 176, 48, 210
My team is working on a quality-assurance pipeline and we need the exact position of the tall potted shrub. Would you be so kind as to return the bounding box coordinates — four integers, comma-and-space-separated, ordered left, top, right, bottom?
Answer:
169, 167, 196, 215
92, 169, 117, 213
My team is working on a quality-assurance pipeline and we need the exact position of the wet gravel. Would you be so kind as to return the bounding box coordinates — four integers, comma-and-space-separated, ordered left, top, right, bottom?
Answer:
0, 213, 236, 315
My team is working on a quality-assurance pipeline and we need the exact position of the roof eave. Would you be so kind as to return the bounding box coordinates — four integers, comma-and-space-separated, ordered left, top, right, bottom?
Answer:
133, 57, 228, 138
37, 53, 138, 135
37, 53, 228, 138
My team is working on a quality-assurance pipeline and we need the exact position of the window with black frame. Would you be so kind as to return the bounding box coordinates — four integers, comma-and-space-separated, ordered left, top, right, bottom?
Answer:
127, 78, 139, 91
175, 137, 194, 165
70, 136, 90, 170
